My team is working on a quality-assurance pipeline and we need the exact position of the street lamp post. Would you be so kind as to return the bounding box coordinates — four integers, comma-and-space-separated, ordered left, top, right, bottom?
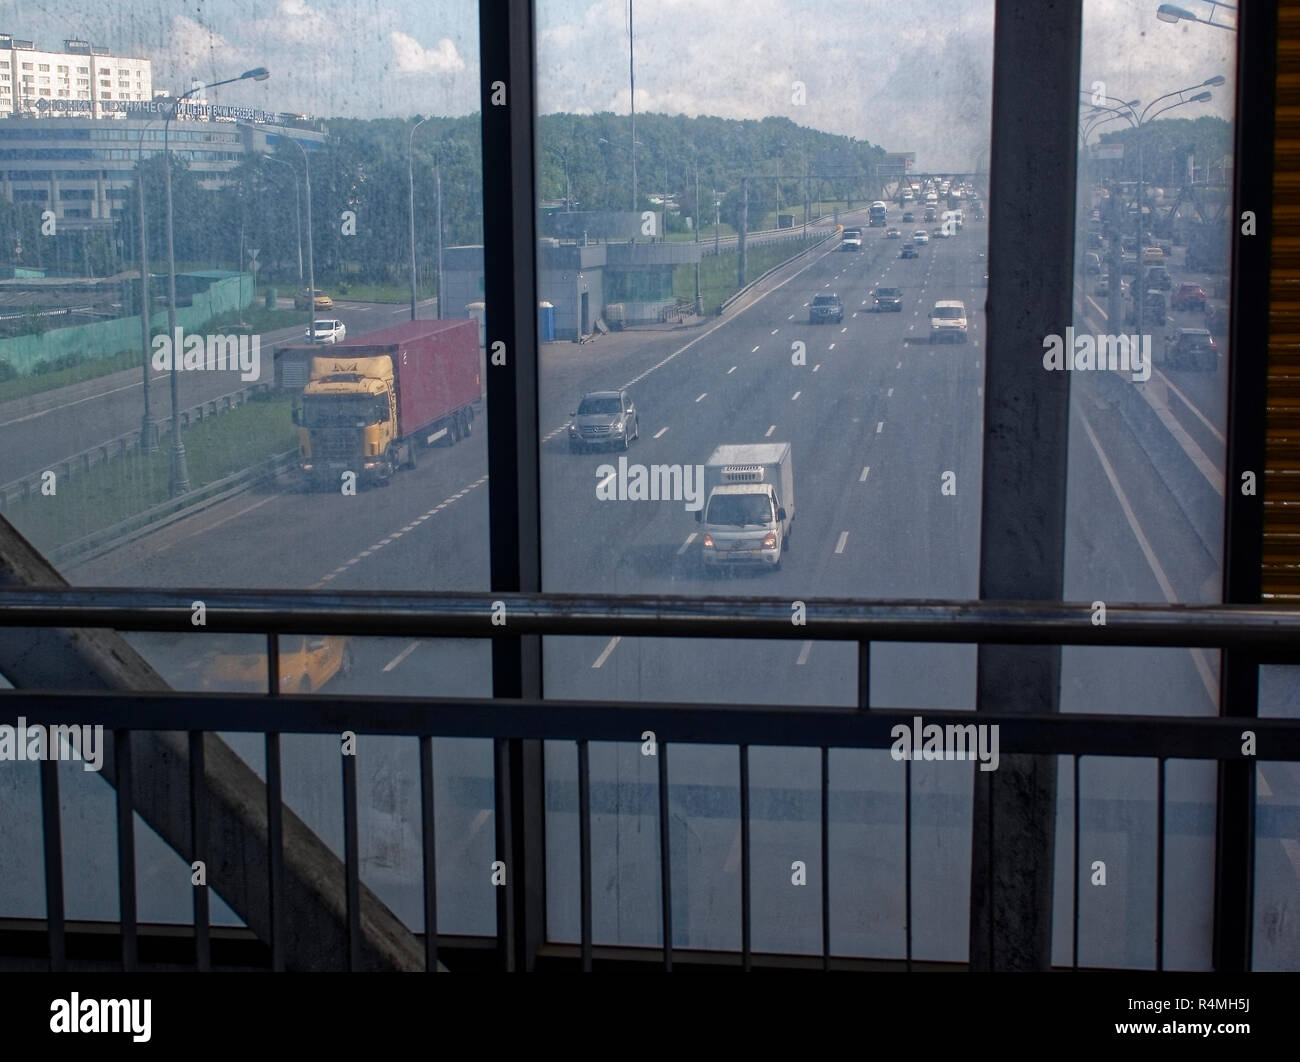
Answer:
1156, 2, 1236, 31
409, 116, 429, 321
136, 122, 158, 454
284, 134, 315, 332
163, 66, 269, 496
263, 155, 302, 285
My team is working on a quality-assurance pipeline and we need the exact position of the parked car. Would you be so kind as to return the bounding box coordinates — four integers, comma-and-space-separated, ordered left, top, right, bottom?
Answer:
294, 287, 334, 310
1164, 327, 1218, 371
1171, 283, 1207, 311
307, 318, 347, 344
872, 286, 903, 312
810, 293, 844, 324
568, 389, 639, 452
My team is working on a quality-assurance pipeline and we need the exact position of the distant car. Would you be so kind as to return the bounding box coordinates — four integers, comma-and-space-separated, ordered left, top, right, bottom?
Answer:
1141, 246, 1165, 263
294, 288, 334, 310
912, 230, 930, 244
1164, 327, 1218, 371
924, 207, 936, 222
929, 300, 968, 343
1120, 254, 1139, 275
810, 293, 844, 324
194, 636, 352, 695
1171, 283, 1207, 311
885, 227, 902, 239
1127, 289, 1167, 326
873, 286, 903, 312
900, 242, 918, 259
841, 228, 863, 251
568, 389, 639, 452
932, 225, 950, 239
902, 211, 915, 223
1144, 265, 1172, 291
1096, 274, 1113, 297
1083, 252, 1101, 275
307, 318, 347, 344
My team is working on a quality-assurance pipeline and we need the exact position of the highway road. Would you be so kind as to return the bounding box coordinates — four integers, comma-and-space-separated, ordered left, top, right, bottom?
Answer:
1, 210, 1294, 968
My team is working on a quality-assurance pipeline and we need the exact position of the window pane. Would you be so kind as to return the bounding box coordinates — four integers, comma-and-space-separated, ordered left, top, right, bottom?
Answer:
537, 0, 995, 956
0, 3, 492, 938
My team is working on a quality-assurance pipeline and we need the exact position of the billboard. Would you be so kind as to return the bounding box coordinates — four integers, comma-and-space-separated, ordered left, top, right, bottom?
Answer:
880, 152, 916, 176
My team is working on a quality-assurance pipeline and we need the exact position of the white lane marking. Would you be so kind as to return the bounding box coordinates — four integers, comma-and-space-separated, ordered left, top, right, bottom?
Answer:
896, 361, 902, 369
787, 314, 794, 320
829, 343, 836, 350
0, 371, 171, 428
752, 345, 760, 353
728, 365, 738, 374
592, 636, 621, 669
1078, 408, 1218, 703
876, 421, 884, 433
771, 329, 779, 335
813, 364, 821, 372
1257, 765, 1272, 798
383, 641, 421, 673
597, 469, 616, 491
765, 424, 776, 437
653, 426, 669, 439
161, 494, 278, 548
887, 387, 894, 397
1139, 383, 1224, 496
796, 640, 813, 666
310, 474, 488, 588
677, 532, 697, 555
791, 391, 801, 401
695, 392, 708, 403
1159, 370, 1225, 444
860, 466, 870, 482
834, 531, 849, 554
977, 386, 983, 396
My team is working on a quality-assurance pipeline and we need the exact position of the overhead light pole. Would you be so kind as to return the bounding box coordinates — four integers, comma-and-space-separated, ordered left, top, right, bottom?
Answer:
1156, 1, 1236, 31
135, 120, 159, 454
283, 134, 316, 330
163, 66, 269, 496
262, 155, 303, 286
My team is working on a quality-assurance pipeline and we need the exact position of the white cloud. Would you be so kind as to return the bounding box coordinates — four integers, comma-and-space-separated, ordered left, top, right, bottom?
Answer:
390, 32, 466, 75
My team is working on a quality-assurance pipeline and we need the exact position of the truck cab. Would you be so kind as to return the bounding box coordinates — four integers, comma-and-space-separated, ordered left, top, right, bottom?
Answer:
296, 356, 401, 485
698, 443, 794, 571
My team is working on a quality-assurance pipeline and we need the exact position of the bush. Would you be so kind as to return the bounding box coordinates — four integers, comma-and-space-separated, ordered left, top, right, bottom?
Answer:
0, 360, 17, 383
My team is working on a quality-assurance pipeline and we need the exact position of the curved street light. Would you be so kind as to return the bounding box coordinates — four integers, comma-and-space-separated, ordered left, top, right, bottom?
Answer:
1157, 2, 1236, 31
162, 65, 269, 496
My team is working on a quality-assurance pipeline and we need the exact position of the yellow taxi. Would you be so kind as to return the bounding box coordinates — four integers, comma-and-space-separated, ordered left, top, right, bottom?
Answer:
294, 288, 335, 311
197, 635, 352, 694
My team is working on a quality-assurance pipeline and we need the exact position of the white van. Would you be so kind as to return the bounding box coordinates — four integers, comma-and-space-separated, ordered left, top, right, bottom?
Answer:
929, 300, 968, 343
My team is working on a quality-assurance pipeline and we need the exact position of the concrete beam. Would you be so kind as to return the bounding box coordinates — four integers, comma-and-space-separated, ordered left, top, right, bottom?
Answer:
0, 516, 436, 971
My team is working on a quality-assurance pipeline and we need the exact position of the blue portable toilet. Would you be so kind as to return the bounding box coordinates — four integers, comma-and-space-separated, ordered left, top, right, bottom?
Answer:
538, 301, 555, 342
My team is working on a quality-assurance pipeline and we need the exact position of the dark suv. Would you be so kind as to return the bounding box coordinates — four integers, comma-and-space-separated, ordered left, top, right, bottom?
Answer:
872, 286, 903, 312
568, 389, 639, 452
810, 294, 844, 324
1164, 327, 1218, 371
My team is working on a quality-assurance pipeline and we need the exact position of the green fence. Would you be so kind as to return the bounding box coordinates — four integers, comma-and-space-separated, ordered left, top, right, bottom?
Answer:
0, 274, 252, 375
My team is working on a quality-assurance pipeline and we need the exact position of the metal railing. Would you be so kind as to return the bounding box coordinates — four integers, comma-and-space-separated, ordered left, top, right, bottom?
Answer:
1, 588, 1298, 972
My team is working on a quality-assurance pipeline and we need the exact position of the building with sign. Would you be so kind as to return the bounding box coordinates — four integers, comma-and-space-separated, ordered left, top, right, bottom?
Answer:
0, 35, 152, 119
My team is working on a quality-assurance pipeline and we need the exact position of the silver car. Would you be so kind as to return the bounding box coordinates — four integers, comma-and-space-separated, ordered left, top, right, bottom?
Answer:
568, 389, 639, 452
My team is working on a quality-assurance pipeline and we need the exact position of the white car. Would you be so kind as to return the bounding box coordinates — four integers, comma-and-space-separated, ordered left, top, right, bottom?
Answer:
308, 319, 347, 344
929, 300, 968, 343
912, 230, 930, 244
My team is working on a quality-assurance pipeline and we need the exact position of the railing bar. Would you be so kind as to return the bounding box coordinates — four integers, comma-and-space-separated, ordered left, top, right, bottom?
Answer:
821, 746, 830, 971
419, 735, 438, 973
189, 730, 210, 972
342, 735, 362, 972
857, 640, 870, 712
266, 632, 280, 695
114, 728, 137, 972
265, 731, 285, 973
904, 755, 912, 972
578, 739, 592, 973
1156, 756, 1165, 973
1072, 754, 1080, 972
39, 756, 65, 972
740, 743, 751, 972
658, 740, 672, 972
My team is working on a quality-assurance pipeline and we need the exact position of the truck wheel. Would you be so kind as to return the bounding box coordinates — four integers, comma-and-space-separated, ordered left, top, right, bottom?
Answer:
459, 409, 472, 437
448, 416, 461, 445
404, 440, 418, 470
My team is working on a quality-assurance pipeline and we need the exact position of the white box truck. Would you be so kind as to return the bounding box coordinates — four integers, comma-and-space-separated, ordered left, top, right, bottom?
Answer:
697, 443, 794, 569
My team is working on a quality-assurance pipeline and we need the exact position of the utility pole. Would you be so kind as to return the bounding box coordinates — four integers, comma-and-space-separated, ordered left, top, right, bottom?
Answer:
738, 176, 748, 288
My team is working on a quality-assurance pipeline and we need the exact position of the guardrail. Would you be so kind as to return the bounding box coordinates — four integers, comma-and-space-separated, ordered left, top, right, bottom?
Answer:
0, 590, 1296, 973
0, 382, 275, 511
718, 230, 838, 314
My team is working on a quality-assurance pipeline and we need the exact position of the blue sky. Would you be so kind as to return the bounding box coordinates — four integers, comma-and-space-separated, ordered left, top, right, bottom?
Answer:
10, 0, 1235, 170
